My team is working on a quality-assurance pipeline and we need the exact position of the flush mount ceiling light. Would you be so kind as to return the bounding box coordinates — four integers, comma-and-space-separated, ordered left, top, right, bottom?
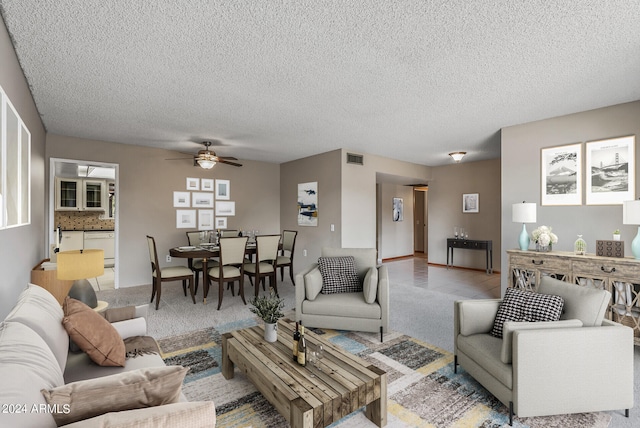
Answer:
449, 152, 466, 163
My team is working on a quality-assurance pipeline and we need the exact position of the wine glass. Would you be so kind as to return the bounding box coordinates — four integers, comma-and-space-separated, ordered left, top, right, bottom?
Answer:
314, 344, 323, 372
307, 350, 316, 377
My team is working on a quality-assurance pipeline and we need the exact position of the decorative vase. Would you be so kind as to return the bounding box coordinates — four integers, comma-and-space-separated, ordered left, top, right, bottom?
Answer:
264, 322, 278, 342
574, 235, 587, 255
613, 234, 621, 241
536, 242, 551, 252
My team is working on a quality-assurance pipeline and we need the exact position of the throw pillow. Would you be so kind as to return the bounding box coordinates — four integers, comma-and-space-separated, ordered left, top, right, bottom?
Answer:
304, 266, 323, 300
490, 288, 564, 339
41, 365, 188, 427
362, 267, 378, 304
318, 256, 361, 294
62, 297, 125, 367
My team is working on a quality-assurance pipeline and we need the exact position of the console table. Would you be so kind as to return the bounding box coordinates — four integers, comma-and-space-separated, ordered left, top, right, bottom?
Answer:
446, 239, 493, 274
507, 249, 640, 345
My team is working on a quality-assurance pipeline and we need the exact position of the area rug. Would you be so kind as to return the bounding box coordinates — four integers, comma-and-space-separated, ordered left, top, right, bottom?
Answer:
158, 319, 611, 428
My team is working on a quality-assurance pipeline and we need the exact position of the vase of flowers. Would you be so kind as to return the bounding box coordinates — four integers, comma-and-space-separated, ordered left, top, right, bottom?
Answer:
531, 225, 558, 252
249, 288, 285, 342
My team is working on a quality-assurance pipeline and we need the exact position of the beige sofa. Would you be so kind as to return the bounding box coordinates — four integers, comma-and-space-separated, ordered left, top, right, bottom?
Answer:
454, 276, 634, 425
295, 247, 389, 341
0, 284, 216, 427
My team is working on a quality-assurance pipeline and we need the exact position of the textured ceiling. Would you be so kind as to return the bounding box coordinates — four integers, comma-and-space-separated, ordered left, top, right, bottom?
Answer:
1, 1, 639, 166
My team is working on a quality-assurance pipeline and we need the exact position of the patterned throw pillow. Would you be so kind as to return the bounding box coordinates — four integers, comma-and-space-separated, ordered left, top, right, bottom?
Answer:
318, 256, 362, 294
491, 288, 564, 339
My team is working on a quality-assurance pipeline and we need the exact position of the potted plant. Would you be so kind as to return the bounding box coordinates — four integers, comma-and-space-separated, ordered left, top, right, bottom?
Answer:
613, 229, 621, 241
249, 288, 285, 342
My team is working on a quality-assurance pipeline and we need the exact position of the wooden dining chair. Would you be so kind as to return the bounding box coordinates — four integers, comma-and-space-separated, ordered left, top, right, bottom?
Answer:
146, 235, 195, 310
276, 229, 297, 284
220, 229, 239, 237
244, 234, 281, 297
207, 236, 248, 310
185, 230, 218, 294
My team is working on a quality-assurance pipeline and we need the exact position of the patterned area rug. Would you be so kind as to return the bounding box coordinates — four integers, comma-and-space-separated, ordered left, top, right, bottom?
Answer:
158, 319, 611, 428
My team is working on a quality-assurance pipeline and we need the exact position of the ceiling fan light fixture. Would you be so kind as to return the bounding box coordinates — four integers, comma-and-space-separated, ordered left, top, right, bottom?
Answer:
449, 151, 466, 163
197, 159, 216, 169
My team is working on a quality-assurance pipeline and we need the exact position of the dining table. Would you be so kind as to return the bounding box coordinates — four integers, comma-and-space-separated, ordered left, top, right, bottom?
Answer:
169, 243, 258, 304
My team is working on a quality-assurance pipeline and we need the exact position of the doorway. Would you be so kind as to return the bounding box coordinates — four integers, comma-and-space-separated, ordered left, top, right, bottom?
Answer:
49, 158, 119, 289
414, 187, 428, 256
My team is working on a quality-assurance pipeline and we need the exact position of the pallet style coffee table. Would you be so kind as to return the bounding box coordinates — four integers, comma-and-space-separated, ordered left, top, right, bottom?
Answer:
221, 319, 387, 427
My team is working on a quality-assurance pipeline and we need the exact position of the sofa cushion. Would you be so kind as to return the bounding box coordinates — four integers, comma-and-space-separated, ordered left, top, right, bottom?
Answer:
64, 349, 168, 384
538, 276, 611, 326
491, 288, 564, 338
302, 292, 381, 319
62, 297, 125, 367
41, 366, 188, 426
304, 266, 323, 300
500, 319, 583, 364
60, 401, 216, 428
0, 368, 56, 428
4, 284, 69, 371
318, 256, 361, 294
457, 333, 513, 389
363, 267, 378, 304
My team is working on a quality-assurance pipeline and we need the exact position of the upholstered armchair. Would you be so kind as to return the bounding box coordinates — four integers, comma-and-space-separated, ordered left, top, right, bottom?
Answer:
454, 276, 634, 425
295, 247, 388, 341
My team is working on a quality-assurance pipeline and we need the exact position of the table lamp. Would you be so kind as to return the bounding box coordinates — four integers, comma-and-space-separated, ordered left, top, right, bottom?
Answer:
512, 202, 537, 251
623, 200, 640, 259
57, 249, 104, 308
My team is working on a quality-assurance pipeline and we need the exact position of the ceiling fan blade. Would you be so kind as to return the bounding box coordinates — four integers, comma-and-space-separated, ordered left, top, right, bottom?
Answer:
218, 159, 243, 167
217, 156, 239, 161
165, 157, 193, 160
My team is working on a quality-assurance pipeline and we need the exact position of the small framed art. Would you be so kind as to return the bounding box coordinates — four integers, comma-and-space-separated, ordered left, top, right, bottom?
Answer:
463, 193, 479, 213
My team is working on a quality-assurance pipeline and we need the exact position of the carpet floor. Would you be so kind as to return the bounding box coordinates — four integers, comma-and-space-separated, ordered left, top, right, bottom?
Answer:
157, 320, 611, 428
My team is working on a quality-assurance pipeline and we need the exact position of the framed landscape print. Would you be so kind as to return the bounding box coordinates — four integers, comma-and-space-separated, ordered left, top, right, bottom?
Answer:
176, 210, 196, 229
541, 143, 582, 206
215, 201, 235, 216
198, 209, 214, 230
192, 192, 214, 208
586, 135, 635, 205
216, 179, 230, 200
201, 178, 214, 192
186, 177, 199, 191
462, 193, 479, 213
173, 191, 190, 208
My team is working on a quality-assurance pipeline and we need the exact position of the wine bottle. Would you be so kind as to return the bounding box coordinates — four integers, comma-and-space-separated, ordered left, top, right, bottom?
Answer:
297, 324, 306, 366
292, 322, 300, 361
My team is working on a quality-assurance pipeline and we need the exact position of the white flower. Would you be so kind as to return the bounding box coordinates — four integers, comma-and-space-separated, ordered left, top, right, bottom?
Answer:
531, 225, 558, 247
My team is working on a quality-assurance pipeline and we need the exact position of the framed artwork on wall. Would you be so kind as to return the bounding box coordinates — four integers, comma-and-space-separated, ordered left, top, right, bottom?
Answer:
173, 191, 190, 208
192, 192, 214, 208
186, 177, 199, 191
198, 209, 214, 230
215, 179, 230, 200
586, 135, 635, 205
201, 178, 214, 192
392, 197, 403, 221
462, 193, 479, 213
298, 182, 318, 226
215, 201, 235, 216
215, 217, 227, 229
541, 143, 582, 206
176, 210, 196, 229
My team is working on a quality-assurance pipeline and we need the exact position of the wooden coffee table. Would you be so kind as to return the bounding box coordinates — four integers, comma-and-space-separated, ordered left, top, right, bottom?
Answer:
221, 319, 387, 427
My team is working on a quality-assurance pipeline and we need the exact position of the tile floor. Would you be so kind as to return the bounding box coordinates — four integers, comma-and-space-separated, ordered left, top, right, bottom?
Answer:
88, 266, 115, 291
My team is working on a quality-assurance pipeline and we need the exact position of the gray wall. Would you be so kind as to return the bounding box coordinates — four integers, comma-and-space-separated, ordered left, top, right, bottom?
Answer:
46, 134, 280, 288
428, 158, 502, 270
0, 17, 47, 318
379, 183, 414, 259
501, 100, 640, 291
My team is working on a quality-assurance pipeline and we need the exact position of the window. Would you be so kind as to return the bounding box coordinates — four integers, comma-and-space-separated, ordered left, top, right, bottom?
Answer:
0, 85, 31, 229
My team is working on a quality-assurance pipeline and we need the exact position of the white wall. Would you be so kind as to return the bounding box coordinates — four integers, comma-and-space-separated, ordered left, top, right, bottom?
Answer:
379, 183, 414, 259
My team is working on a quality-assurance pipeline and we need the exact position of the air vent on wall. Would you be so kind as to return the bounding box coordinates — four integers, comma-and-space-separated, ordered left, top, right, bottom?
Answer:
346, 152, 364, 165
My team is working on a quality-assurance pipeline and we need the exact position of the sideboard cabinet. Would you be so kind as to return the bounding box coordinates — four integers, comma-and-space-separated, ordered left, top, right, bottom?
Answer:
507, 249, 640, 345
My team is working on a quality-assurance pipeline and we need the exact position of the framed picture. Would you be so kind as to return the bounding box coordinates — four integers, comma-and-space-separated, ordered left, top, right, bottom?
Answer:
463, 193, 479, 213
392, 197, 403, 221
541, 143, 582, 206
176, 209, 196, 229
215, 201, 235, 216
173, 191, 190, 208
201, 178, 214, 192
192, 192, 214, 208
198, 209, 214, 230
298, 182, 318, 226
216, 179, 230, 200
586, 135, 635, 205
215, 217, 227, 229
186, 177, 199, 191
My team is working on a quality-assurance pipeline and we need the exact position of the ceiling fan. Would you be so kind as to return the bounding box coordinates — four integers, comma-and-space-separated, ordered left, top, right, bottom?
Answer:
166, 141, 242, 168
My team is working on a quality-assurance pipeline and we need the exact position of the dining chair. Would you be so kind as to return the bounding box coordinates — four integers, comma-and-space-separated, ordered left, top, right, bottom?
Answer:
276, 229, 297, 284
185, 230, 218, 294
207, 236, 249, 310
244, 234, 281, 298
220, 229, 239, 237
146, 235, 195, 310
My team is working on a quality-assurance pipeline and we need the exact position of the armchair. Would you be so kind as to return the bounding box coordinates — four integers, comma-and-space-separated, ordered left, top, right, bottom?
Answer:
454, 276, 633, 425
295, 247, 388, 341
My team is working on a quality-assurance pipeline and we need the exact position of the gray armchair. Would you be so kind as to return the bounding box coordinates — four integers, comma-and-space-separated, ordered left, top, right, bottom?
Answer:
295, 247, 389, 341
454, 276, 633, 425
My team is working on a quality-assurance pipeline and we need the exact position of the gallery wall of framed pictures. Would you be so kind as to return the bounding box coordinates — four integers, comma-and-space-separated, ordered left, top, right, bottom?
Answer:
541, 135, 635, 206
173, 177, 235, 229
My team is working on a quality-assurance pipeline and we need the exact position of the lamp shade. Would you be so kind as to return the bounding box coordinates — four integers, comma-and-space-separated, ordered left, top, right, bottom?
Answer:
512, 202, 537, 223
623, 200, 640, 225
57, 250, 104, 281
197, 158, 216, 169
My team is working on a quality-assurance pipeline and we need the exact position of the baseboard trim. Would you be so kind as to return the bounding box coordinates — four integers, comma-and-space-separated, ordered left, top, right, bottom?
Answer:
429, 262, 500, 274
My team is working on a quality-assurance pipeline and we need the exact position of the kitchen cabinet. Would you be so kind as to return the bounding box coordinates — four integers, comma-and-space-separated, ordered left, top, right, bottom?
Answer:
83, 179, 106, 211
55, 178, 106, 211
